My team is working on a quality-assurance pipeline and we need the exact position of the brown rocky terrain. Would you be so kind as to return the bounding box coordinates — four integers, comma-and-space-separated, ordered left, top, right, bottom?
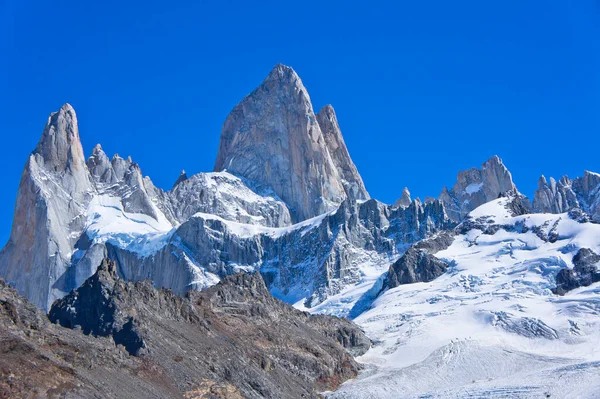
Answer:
1, 260, 370, 398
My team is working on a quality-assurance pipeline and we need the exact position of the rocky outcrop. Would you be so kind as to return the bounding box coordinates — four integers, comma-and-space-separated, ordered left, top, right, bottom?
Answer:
394, 187, 412, 208
47, 259, 370, 398
0, 104, 95, 310
553, 248, 600, 295
532, 171, 600, 223
532, 175, 579, 214
214, 64, 367, 222
168, 172, 292, 227
572, 171, 600, 222
87, 145, 173, 223
172, 169, 187, 189
385, 245, 450, 289
439, 156, 518, 222
1, 265, 369, 399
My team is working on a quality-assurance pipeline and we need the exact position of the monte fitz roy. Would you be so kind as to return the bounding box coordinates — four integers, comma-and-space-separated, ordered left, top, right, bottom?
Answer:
2, 64, 600, 398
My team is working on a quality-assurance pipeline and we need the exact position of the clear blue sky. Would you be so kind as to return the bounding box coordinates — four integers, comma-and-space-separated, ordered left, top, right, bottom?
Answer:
0, 1, 598, 244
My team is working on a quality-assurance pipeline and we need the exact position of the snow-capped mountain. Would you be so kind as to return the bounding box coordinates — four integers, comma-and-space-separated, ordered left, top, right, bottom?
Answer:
2, 64, 600, 398
0, 65, 451, 311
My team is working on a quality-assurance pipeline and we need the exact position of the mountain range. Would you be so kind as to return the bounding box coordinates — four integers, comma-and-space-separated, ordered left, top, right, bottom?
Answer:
1, 64, 600, 398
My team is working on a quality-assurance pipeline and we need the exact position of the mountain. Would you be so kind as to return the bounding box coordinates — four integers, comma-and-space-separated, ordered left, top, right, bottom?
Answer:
0, 66, 450, 312
214, 64, 369, 222
1, 261, 369, 398
438, 155, 521, 222
0, 104, 95, 310
3, 64, 600, 398
533, 171, 600, 222
393, 187, 412, 208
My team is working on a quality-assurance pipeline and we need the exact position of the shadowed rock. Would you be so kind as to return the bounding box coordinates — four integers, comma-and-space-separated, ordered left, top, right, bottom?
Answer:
554, 248, 600, 295
48, 259, 371, 398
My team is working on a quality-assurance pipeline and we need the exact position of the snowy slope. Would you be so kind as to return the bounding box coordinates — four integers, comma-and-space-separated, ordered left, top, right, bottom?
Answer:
328, 198, 600, 398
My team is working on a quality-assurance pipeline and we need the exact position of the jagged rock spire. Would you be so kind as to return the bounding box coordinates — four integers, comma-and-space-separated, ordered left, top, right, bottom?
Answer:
394, 187, 412, 208
439, 155, 519, 222
0, 104, 95, 310
532, 174, 579, 214
214, 64, 367, 222
172, 169, 188, 189
316, 104, 369, 201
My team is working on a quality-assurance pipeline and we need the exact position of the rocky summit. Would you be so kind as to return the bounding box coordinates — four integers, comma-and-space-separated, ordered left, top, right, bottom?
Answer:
214, 64, 369, 222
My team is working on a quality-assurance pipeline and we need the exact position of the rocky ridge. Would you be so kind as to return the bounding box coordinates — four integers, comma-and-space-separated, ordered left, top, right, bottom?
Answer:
439, 155, 520, 222
533, 171, 600, 222
1, 259, 369, 398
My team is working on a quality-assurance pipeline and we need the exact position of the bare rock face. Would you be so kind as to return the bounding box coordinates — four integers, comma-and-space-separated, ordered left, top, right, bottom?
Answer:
394, 187, 412, 208
47, 259, 370, 398
316, 104, 369, 202
572, 171, 600, 222
214, 64, 367, 222
553, 248, 600, 295
532, 175, 579, 214
0, 104, 95, 310
439, 156, 518, 222
532, 171, 600, 222
385, 247, 449, 288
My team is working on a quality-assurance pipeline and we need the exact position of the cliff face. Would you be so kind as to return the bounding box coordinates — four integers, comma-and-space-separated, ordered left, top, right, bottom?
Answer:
532, 171, 600, 222
214, 64, 368, 222
0, 104, 95, 310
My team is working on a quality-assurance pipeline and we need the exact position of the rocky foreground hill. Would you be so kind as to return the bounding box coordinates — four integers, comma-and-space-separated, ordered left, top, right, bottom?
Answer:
1, 259, 369, 398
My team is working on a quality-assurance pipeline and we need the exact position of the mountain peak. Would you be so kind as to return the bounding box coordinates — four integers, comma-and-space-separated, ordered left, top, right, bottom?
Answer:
34, 103, 86, 173
394, 187, 412, 208
172, 169, 188, 189
214, 65, 367, 221
265, 63, 300, 83
439, 155, 518, 221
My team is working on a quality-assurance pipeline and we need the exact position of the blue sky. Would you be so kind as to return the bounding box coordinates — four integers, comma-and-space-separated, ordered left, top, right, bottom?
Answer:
0, 1, 598, 244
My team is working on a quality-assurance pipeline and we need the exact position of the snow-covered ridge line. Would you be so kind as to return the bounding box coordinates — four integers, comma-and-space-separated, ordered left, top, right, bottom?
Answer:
190, 208, 337, 239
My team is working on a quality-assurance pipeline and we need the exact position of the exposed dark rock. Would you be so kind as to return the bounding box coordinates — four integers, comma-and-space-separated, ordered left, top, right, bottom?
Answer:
47, 259, 370, 398
172, 169, 188, 189
554, 248, 600, 295
385, 247, 449, 288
